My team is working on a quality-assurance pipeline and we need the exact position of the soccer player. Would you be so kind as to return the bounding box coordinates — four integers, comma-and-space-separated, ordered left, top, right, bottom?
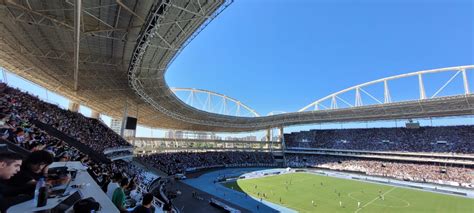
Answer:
339, 201, 342, 207
312, 200, 314, 206
358, 201, 361, 208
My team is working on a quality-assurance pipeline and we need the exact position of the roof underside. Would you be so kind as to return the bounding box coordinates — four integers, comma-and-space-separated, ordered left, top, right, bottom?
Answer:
1, 0, 473, 132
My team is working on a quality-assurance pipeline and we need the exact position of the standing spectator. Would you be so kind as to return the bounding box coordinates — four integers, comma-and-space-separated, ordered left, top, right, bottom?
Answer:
107, 173, 123, 199
112, 178, 129, 213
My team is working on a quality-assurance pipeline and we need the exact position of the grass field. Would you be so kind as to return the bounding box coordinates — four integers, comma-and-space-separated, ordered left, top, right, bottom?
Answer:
223, 173, 474, 213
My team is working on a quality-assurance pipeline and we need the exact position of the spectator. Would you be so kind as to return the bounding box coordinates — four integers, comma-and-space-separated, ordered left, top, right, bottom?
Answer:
1, 85, 132, 153
0, 152, 24, 213
132, 193, 156, 213
8, 150, 54, 191
138, 151, 275, 175
286, 154, 474, 187
112, 177, 129, 212
107, 173, 123, 199
0, 152, 22, 179
284, 126, 474, 154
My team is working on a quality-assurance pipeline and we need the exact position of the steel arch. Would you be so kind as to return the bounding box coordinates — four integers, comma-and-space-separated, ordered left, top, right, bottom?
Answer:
170, 87, 260, 117
299, 65, 473, 112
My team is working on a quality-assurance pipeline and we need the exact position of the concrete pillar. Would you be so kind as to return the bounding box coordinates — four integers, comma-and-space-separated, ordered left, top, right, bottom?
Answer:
266, 129, 271, 141
120, 100, 128, 137
279, 126, 286, 150
278, 126, 284, 142
90, 110, 100, 119
68, 101, 80, 112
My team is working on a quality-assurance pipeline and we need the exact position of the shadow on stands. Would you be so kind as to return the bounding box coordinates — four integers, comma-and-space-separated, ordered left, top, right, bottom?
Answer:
32, 120, 110, 163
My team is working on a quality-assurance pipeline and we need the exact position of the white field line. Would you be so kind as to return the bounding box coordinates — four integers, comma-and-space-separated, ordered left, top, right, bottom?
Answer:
355, 186, 396, 213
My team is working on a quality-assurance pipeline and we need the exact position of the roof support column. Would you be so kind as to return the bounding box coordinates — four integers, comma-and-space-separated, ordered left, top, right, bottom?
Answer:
68, 101, 80, 112
73, 0, 81, 91
265, 129, 271, 142
278, 126, 285, 151
1, 67, 8, 83
418, 74, 426, 100
120, 99, 128, 137
91, 110, 100, 119
384, 80, 391, 103
461, 68, 470, 94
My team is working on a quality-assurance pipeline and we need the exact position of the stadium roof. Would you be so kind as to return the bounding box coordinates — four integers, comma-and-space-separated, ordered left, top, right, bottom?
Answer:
1, 0, 473, 132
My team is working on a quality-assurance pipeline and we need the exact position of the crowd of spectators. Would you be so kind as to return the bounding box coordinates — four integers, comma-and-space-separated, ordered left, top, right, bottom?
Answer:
285, 126, 474, 153
1, 84, 131, 153
105, 150, 135, 159
2, 104, 87, 162
286, 154, 474, 187
1, 83, 161, 211
139, 151, 275, 175
114, 160, 160, 188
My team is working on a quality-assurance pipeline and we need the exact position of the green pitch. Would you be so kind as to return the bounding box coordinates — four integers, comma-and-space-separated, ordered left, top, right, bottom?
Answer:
223, 173, 474, 213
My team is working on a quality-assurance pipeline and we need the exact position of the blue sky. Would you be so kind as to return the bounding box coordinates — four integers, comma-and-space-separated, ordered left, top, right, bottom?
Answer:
2, 0, 473, 137
166, 0, 474, 115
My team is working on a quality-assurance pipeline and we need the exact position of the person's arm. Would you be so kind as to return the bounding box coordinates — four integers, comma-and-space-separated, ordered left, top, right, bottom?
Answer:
0, 191, 34, 213
118, 205, 128, 212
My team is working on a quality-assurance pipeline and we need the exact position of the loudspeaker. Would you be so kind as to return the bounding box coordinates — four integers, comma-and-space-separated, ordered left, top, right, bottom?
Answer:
125, 117, 137, 130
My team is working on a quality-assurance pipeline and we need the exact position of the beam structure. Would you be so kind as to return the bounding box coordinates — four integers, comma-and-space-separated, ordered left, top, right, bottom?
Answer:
73, 0, 81, 91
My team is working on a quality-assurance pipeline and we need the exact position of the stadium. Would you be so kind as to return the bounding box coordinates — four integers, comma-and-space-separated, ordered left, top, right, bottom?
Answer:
0, 0, 473, 213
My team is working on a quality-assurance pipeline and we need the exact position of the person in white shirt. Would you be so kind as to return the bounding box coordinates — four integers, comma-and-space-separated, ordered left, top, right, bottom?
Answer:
130, 188, 142, 204
107, 173, 122, 199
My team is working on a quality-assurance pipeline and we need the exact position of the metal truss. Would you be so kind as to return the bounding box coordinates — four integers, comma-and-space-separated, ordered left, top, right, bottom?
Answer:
3, 0, 472, 132
2, 1, 130, 41
128, 0, 233, 127
83, 29, 129, 41
171, 87, 260, 117
299, 65, 474, 112
132, 137, 280, 153
6, 44, 122, 67
2, 2, 73, 30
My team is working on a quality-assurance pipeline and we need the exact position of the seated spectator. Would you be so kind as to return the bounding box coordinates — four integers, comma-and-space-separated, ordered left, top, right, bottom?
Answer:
286, 154, 474, 187
112, 177, 129, 213
1, 85, 132, 153
0, 152, 24, 213
8, 150, 54, 191
132, 193, 155, 213
284, 125, 474, 154
0, 152, 22, 179
138, 151, 275, 175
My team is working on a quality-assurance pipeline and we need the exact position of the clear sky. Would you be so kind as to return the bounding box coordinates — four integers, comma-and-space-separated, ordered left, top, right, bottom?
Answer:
166, 0, 474, 115
2, 0, 473, 137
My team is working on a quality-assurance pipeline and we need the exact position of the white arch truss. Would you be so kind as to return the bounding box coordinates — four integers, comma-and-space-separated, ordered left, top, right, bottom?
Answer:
171, 87, 260, 117
299, 65, 473, 112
